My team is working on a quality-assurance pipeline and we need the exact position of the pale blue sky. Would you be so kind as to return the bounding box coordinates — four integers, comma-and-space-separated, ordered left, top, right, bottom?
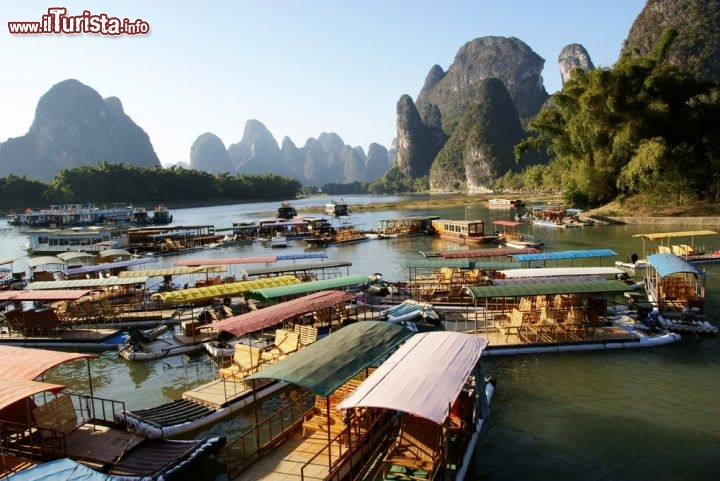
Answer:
2, 1, 646, 167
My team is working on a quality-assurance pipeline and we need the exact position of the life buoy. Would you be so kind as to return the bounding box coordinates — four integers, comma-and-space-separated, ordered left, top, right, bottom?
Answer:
161, 244, 170, 252
322, 232, 332, 241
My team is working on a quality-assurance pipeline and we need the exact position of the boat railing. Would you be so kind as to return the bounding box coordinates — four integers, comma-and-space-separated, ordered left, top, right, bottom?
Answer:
224, 389, 314, 479
311, 410, 399, 481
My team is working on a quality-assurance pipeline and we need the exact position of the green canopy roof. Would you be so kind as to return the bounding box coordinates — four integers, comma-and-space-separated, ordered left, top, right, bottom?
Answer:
249, 274, 368, 301
245, 321, 413, 397
464, 280, 633, 298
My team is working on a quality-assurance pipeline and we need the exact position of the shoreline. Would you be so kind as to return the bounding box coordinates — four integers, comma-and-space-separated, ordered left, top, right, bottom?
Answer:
298, 194, 720, 226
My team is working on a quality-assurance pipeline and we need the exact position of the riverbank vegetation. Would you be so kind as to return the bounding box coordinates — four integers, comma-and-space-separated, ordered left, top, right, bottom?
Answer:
0, 163, 301, 210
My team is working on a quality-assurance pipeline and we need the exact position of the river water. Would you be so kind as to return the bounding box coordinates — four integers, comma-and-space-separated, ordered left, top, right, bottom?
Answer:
1, 195, 718, 481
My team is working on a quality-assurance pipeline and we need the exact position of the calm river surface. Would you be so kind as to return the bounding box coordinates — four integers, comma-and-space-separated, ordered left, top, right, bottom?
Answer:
1, 195, 718, 481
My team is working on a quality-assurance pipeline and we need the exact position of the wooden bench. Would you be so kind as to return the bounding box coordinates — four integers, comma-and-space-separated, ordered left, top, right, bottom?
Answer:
293, 324, 318, 347
218, 343, 263, 379
32, 395, 84, 435
261, 329, 300, 363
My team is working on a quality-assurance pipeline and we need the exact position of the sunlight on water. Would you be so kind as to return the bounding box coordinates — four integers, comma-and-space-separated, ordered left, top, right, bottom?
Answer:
2, 195, 719, 481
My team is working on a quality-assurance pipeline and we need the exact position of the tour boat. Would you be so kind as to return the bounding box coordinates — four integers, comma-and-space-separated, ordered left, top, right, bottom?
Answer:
431, 218, 497, 244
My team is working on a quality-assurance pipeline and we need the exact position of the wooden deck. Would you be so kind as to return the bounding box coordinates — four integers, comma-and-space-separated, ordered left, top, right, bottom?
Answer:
65, 423, 144, 465
237, 430, 343, 481
182, 377, 260, 409
440, 310, 643, 347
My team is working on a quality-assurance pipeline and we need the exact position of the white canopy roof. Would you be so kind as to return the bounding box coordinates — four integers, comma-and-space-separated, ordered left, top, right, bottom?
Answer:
338, 332, 487, 425
499, 266, 624, 279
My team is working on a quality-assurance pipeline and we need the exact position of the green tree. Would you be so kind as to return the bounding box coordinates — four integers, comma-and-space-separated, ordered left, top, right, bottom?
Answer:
516, 29, 720, 208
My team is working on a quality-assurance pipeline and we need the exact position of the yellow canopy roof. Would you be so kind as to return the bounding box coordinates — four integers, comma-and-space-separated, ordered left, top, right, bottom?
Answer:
152, 275, 301, 304
118, 265, 227, 277
633, 230, 718, 240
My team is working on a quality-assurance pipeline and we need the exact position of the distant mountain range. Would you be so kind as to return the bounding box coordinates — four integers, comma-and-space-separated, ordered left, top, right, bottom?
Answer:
189, 121, 393, 185
2, 0, 715, 189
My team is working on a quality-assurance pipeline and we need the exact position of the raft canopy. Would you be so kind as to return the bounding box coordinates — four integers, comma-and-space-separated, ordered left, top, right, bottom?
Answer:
633, 230, 718, 241
0, 289, 92, 301
464, 280, 633, 299
118, 266, 228, 277
204, 290, 356, 337
245, 321, 414, 397
338, 332, 487, 425
63, 257, 157, 276
646, 253, 709, 278
509, 249, 617, 262
406, 259, 521, 270
243, 260, 352, 277
0, 378, 66, 411
26, 278, 148, 290
0, 345, 97, 380
248, 274, 368, 301
152, 275, 301, 304
498, 267, 625, 278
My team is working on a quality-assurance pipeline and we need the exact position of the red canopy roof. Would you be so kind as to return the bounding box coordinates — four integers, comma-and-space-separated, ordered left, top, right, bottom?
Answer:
0, 346, 97, 381
205, 290, 356, 337
492, 220, 524, 227
0, 378, 66, 411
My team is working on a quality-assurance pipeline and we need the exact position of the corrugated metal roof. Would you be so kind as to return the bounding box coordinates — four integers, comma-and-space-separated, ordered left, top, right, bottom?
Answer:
509, 249, 617, 262
647, 253, 709, 278
26, 278, 147, 290
249, 275, 368, 301
0, 289, 91, 301
206, 290, 357, 336
153, 275, 301, 304
465, 280, 632, 298
245, 321, 413, 397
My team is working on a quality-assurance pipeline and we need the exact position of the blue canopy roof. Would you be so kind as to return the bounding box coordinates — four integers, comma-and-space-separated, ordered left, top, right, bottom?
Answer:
647, 253, 709, 278
63, 257, 157, 275
510, 249, 617, 262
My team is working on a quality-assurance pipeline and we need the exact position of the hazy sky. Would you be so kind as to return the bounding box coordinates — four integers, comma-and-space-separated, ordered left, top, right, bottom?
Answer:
2, 1, 646, 167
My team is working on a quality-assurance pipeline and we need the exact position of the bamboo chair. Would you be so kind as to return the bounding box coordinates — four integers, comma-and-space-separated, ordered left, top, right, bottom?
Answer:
218, 343, 263, 379
261, 329, 300, 363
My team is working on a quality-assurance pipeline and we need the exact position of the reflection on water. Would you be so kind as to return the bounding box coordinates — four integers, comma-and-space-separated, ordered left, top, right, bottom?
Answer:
2, 196, 720, 481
